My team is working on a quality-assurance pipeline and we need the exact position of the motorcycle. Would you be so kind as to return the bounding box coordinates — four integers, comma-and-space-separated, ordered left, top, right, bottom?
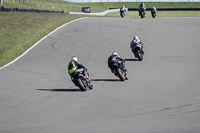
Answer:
139, 6, 146, 19
71, 69, 93, 91
112, 60, 127, 81
151, 11, 157, 18
132, 42, 144, 61
120, 9, 125, 18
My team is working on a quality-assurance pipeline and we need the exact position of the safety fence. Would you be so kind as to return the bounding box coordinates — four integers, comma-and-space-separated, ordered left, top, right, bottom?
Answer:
66, 0, 200, 2
0, 6, 64, 13
1, 0, 44, 8
2, 0, 33, 4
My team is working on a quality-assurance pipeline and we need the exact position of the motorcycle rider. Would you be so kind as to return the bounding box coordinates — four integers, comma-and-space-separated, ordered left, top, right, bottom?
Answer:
130, 36, 145, 56
120, 5, 126, 17
68, 56, 92, 87
138, 2, 146, 16
120, 5, 126, 13
151, 7, 157, 16
108, 52, 128, 80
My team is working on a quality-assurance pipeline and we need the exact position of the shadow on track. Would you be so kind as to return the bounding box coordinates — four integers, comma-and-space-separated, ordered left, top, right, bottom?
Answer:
91, 79, 121, 82
37, 88, 81, 92
125, 58, 138, 61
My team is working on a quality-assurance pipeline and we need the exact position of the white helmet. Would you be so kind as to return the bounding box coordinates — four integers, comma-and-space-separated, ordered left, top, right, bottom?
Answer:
112, 52, 118, 56
71, 56, 78, 61
133, 36, 138, 42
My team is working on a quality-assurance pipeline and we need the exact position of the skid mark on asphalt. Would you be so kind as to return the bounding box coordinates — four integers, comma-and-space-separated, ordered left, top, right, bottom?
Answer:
121, 104, 193, 118
5, 68, 65, 80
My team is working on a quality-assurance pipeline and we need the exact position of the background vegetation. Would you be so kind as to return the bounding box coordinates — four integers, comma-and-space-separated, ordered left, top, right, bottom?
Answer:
3, 0, 200, 13
0, 0, 200, 67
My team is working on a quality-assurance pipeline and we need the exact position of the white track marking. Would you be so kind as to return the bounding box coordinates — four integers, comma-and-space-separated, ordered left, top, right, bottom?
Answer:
0, 17, 87, 70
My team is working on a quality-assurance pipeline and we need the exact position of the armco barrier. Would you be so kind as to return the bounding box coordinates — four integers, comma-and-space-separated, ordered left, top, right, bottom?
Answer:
69, 8, 121, 16
0, 6, 64, 13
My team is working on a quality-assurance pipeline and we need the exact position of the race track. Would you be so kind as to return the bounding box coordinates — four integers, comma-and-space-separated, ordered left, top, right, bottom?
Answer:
1, 17, 200, 133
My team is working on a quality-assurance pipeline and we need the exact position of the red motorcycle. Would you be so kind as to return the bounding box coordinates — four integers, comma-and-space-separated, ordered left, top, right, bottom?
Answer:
71, 69, 93, 91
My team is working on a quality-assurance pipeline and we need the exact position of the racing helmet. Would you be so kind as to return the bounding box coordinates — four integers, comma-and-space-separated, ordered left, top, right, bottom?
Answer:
133, 36, 138, 42
71, 56, 78, 61
112, 52, 118, 56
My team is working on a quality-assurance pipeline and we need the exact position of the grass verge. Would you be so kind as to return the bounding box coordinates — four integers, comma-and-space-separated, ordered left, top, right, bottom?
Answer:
3, 1, 200, 13
1, 1, 200, 67
0, 12, 84, 67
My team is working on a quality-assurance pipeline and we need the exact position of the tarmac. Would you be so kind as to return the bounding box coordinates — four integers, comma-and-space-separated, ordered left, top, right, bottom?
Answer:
1, 17, 200, 133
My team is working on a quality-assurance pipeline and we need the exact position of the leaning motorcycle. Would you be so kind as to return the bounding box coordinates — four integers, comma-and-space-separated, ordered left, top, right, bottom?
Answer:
139, 6, 146, 18
71, 69, 93, 91
132, 43, 144, 61
112, 60, 127, 81
120, 9, 125, 18
151, 11, 157, 18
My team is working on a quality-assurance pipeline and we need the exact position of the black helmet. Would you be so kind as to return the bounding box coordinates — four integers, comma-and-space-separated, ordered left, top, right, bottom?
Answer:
141, 2, 144, 5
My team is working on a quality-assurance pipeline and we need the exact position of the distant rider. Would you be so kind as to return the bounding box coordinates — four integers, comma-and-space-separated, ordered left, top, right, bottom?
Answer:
130, 36, 145, 55
138, 2, 146, 16
68, 56, 92, 86
120, 5, 126, 16
108, 52, 128, 80
151, 7, 157, 15
120, 5, 126, 12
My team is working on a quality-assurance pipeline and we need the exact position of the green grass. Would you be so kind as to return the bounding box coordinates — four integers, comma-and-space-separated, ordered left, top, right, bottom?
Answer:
0, 12, 84, 66
0, 1, 200, 67
3, 1, 200, 13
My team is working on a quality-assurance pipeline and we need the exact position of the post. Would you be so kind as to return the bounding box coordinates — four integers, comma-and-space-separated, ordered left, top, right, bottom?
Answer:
0, 0, 3, 5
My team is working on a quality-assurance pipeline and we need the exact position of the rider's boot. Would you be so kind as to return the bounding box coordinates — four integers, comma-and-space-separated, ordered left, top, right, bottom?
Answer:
111, 69, 114, 73
142, 48, 145, 55
88, 81, 93, 89
71, 77, 78, 86
125, 72, 128, 80
133, 51, 138, 58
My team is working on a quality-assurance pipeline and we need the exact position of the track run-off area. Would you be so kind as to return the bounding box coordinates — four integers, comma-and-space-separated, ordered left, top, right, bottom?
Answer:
0, 17, 200, 133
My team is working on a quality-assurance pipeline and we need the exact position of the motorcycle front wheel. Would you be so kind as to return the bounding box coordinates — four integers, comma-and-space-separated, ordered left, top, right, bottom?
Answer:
120, 13, 124, 18
141, 12, 145, 18
152, 13, 156, 18
77, 78, 87, 91
137, 50, 143, 61
116, 68, 125, 81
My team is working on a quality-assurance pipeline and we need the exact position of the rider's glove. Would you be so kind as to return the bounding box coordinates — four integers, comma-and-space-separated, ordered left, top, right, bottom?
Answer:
121, 58, 125, 62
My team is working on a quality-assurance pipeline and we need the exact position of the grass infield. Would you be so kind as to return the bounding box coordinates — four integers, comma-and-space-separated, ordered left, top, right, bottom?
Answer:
0, 1, 200, 67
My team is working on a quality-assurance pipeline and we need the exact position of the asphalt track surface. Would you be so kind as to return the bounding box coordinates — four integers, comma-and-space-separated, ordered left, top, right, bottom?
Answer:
1, 17, 200, 133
